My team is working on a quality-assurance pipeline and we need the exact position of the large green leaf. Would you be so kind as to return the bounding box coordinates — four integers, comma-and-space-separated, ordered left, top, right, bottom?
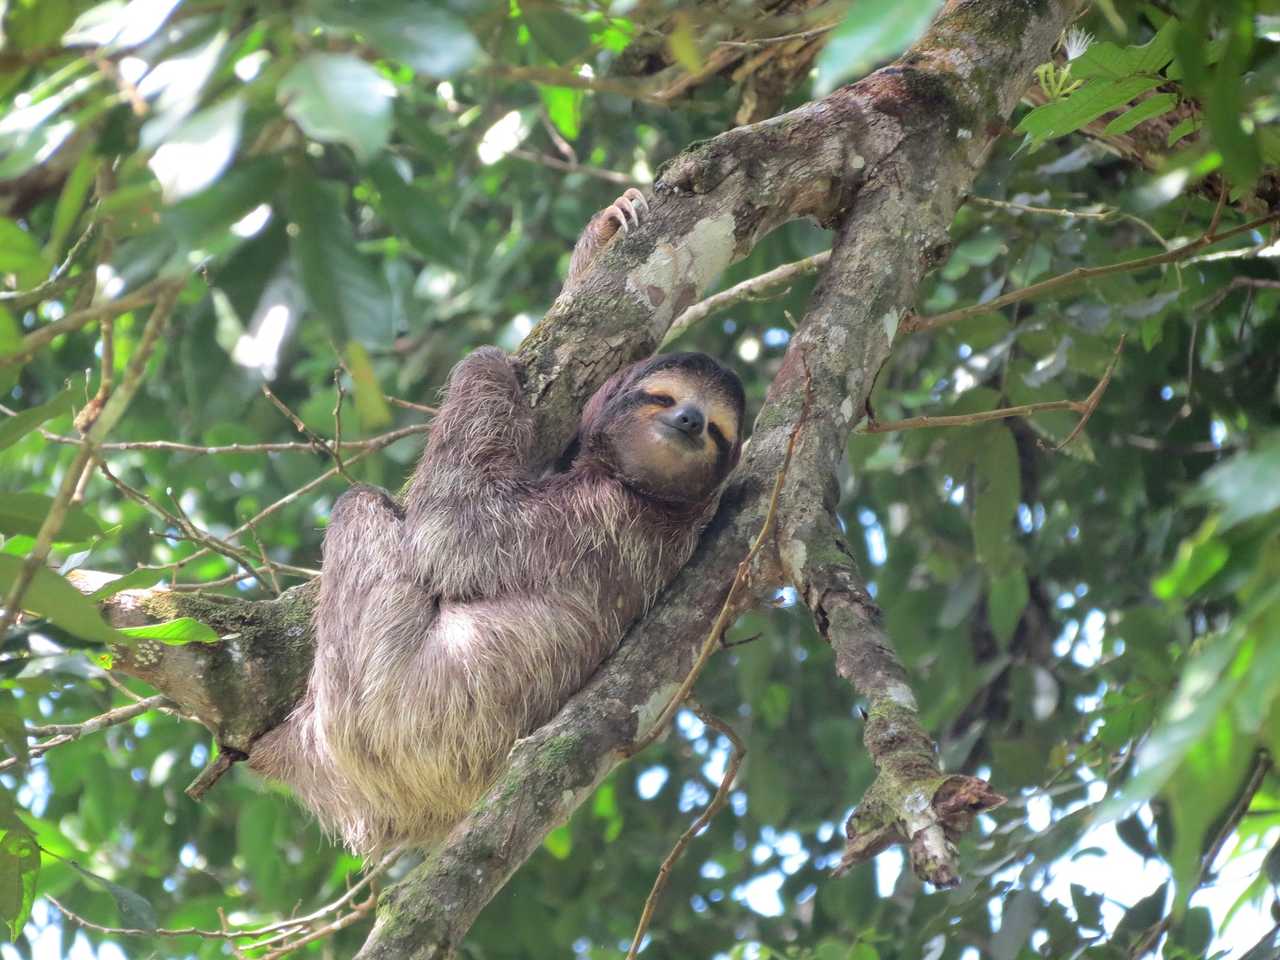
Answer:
278, 53, 392, 163
0, 802, 39, 942
314, 0, 479, 76
0, 555, 122, 645
814, 0, 944, 94
287, 176, 392, 343
0, 494, 103, 541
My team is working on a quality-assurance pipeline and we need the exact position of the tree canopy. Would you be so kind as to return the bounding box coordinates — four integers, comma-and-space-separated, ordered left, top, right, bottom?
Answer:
2, 1, 1280, 959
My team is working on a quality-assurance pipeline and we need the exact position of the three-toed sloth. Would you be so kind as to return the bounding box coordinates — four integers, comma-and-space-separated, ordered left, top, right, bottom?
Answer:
251, 191, 746, 854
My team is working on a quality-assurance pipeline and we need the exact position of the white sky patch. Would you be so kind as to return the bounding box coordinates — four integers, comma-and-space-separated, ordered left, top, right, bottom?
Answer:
635, 765, 669, 800
737, 337, 761, 362
95, 264, 125, 299
477, 110, 530, 165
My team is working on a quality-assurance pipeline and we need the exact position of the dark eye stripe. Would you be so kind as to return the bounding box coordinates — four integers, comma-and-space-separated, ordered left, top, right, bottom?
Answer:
707, 423, 730, 454
640, 391, 675, 407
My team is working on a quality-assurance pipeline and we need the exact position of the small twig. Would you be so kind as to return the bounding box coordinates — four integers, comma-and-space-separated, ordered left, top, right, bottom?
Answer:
1194, 276, 1280, 313
903, 213, 1280, 336
43, 423, 430, 455
0, 695, 172, 772
664, 251, 831, 345
0, 277, 179, 370
330, 371, 353, 484
965, 195, 1117, 220
716, 22, 838, 48
625, 702, 745, 960
863, 398, 1087, 433
0, 224, 99, 308
509, 148, 636, 185
1053, 334, 1124, 451
262, 385, 353, 482
387, 396, 438, 416
45, 849, 397, 944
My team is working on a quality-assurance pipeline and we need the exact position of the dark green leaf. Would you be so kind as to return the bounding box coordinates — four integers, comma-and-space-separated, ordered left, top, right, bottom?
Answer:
0, 494, 104, 541
0, 374, 85, 449
523, 9, 592, 64
0, 804, 39, 942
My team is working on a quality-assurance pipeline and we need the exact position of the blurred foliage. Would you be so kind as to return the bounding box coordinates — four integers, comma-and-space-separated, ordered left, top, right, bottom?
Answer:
1, 0, 1280, 958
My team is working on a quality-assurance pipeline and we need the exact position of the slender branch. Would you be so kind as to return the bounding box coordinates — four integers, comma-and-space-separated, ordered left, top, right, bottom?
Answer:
903, 213, 1280, 335
262, 385, 353, 483
863, 398, 1085, 433
509, 148, 635, 185
43, 423, 430, 455
1053, 335, 1124, 452
663, 251, 831, 345
0, 286, 180, 635
0, 695, 174, 773
0, 224, 99, 308
625, 702, 744, 960
0, 278, 179, 369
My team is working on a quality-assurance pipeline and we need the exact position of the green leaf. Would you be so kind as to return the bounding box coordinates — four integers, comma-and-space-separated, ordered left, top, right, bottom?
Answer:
0, 555, 122, 645
972, 427, 1020, 572
65, 859, 157, 930
1154, 518, 1229, 600
279, 53, 392, 163
0, 374, 85, 449
1016, 76, 1165, 150
0, 805, 39, 941
1102, 92, 1177, 136
0, 494, 104, 541
524, 8, 592, 64
543, 825, 572, 859
814, 0, 944, 94
146, 96, 245, 201
287, 176, 392, 343
87, 567, 167, 601
1071, 21, 1177, 81
0, 218, 50, 288
315, 0, 479, 76
366, 156, 456, 263
539, 85, 582, 141
1190, 433, 1280, 529
0, 701, 27, 765
1166, 116, 1200, 147
344, 340, 392, 430
987, 568, 1028, 645
118, 617, 219, 646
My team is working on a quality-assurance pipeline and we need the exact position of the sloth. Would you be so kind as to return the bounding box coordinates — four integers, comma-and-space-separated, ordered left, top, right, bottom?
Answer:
250, 191, 746, 855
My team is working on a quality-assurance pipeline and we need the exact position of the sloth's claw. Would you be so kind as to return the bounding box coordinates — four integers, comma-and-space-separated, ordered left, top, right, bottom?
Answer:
604, 189, 648, 237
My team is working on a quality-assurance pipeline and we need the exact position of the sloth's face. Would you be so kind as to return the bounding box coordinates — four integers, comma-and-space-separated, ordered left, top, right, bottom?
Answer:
603, 368, 742, 504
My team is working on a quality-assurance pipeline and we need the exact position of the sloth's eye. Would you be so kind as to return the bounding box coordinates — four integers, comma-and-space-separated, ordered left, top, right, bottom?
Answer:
707, 423, 730, 450
643, 392, 675, 407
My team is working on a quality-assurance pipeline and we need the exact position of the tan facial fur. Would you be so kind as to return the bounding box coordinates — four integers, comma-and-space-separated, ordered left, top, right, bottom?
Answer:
610, 370, 740, 503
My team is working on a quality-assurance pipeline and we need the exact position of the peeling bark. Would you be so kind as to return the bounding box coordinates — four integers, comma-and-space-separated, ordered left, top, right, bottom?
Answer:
87, 1, 1085, 955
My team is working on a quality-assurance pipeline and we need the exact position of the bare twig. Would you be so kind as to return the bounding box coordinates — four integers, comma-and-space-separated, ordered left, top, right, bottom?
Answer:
863, 398, 1087, 433
664, 251, 831, 345
903, 213, 1280, 335
0, 278, 180, 370
625, 702, 745, 960
262, 385, 354, 483
0, 224, 99, 308
1052, 334, 1124, 451
0, 695, 173, 772
509, 148, 635, 185
1194, 276, 1280, 313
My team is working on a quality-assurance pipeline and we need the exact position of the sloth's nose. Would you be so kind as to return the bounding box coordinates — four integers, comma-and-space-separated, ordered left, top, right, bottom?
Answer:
661, 404, 705, 438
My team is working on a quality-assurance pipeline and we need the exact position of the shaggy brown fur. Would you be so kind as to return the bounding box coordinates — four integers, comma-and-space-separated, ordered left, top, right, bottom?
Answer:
250, 192, 745, 855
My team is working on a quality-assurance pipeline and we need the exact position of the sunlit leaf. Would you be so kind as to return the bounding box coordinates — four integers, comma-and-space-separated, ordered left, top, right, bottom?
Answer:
118, 617, 219, 646
0, 374, 86, 450
0, 494, 103, 541
0, 555, 122, 645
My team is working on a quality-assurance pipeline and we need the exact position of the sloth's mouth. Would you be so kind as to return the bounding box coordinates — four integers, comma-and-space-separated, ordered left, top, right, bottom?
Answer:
655, 422, 702, 449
